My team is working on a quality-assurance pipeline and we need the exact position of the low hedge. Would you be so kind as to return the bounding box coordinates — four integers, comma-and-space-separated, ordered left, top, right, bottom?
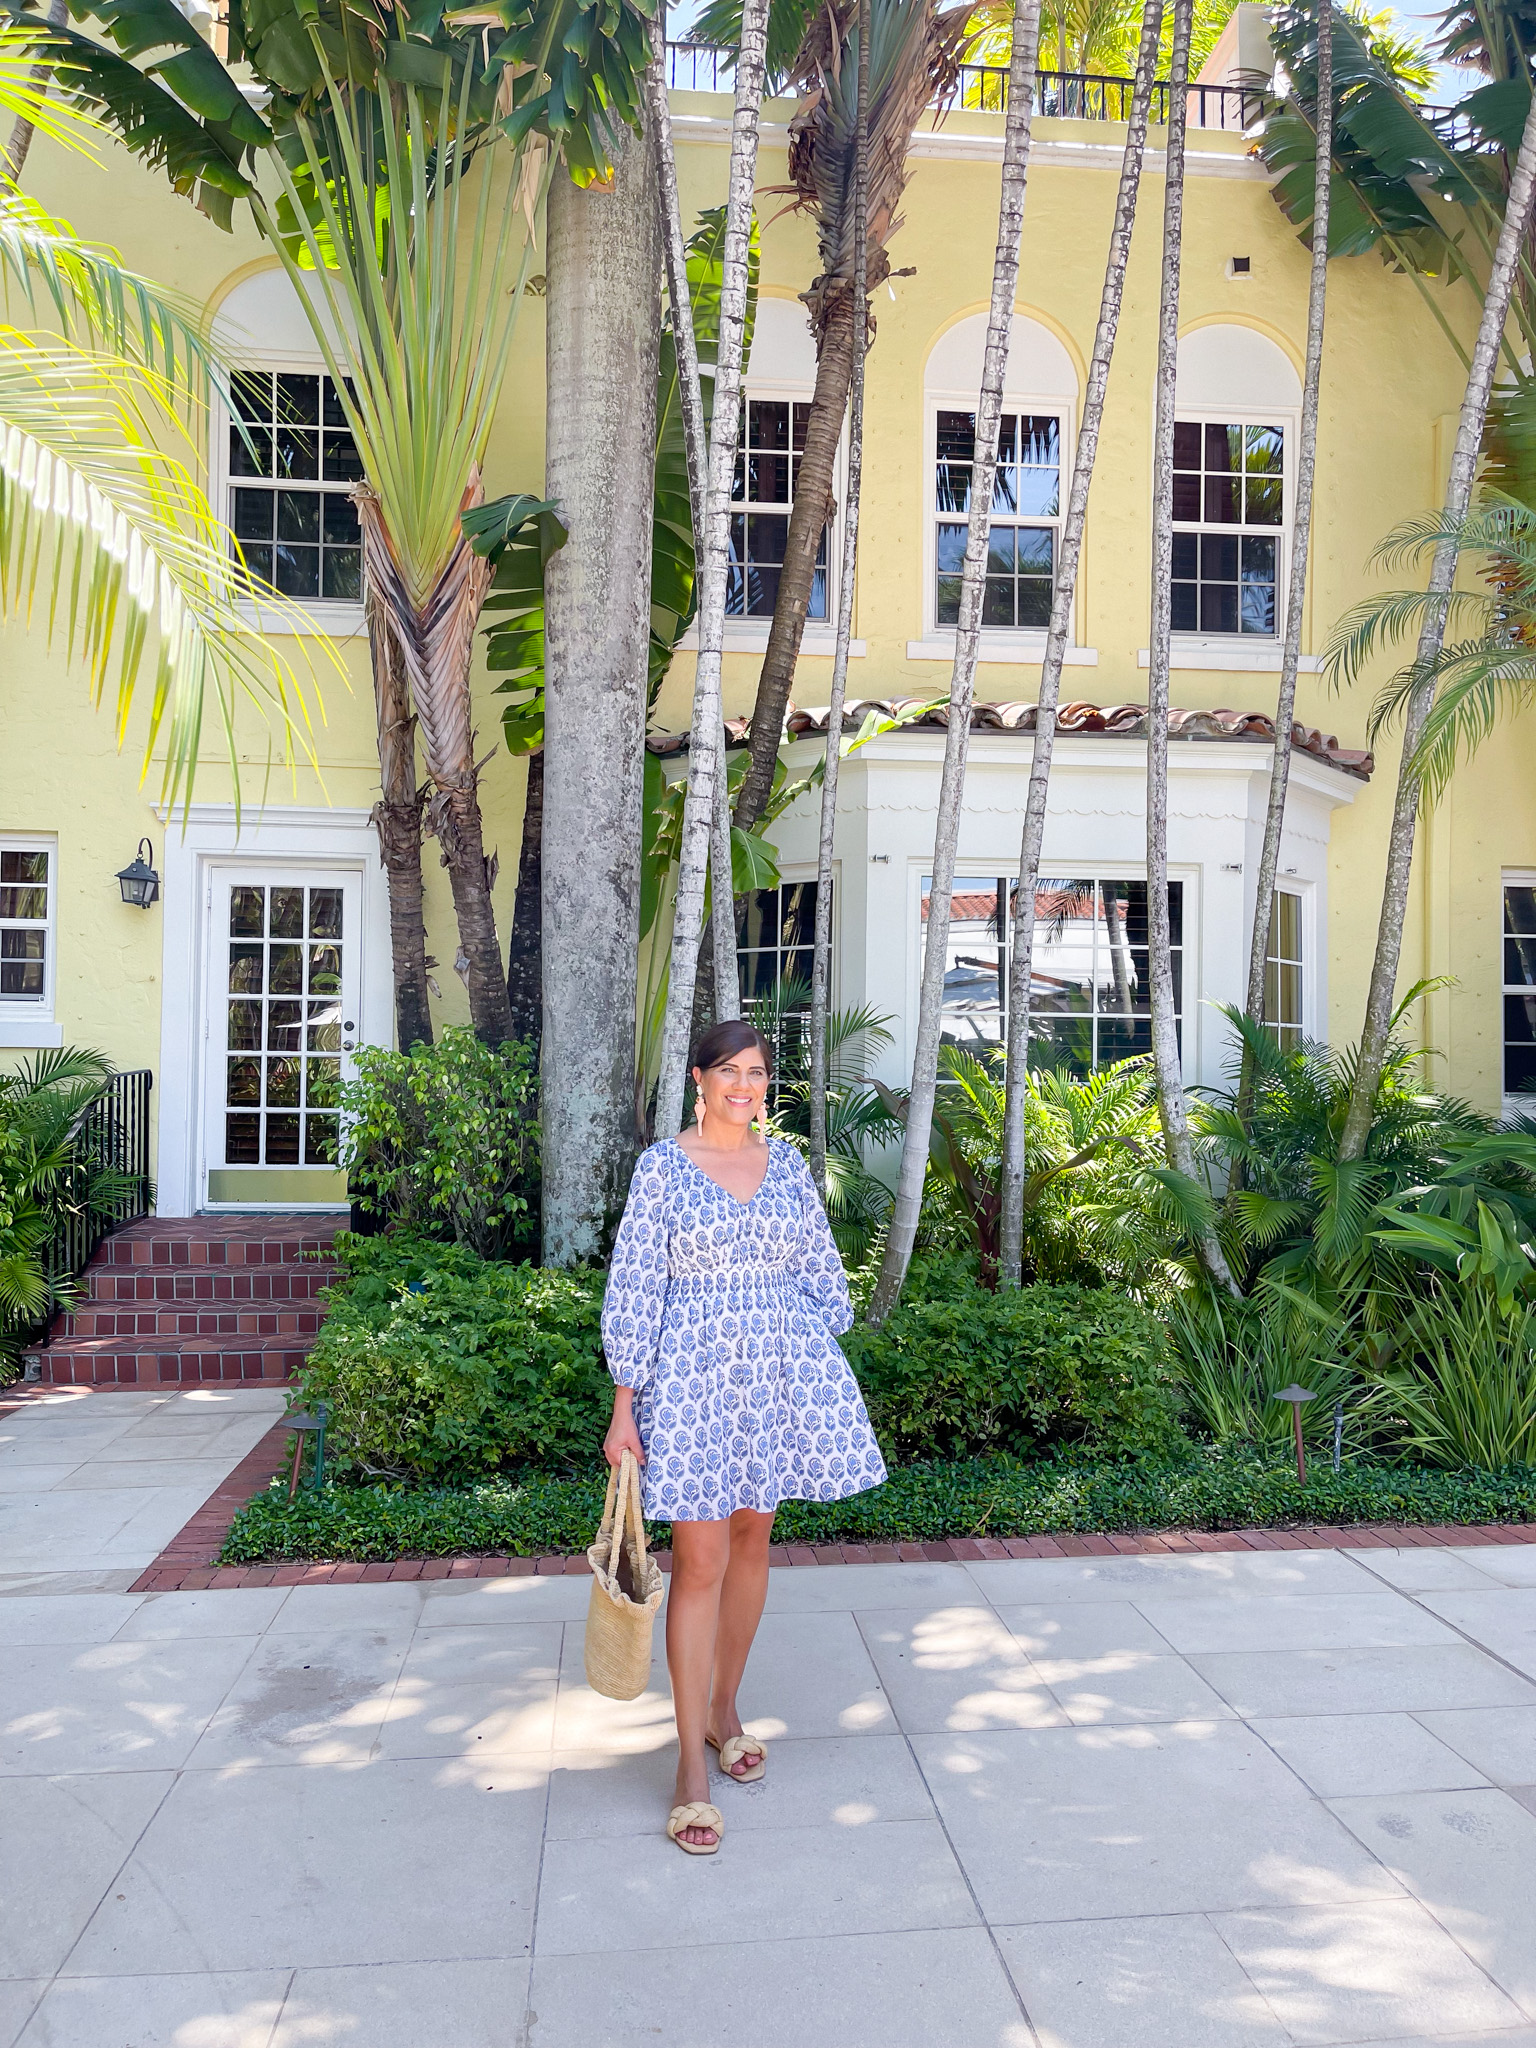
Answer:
843, 1280, 1186, 1463
219, 1449, 1536, 1564
303, 1235, 1185, 1482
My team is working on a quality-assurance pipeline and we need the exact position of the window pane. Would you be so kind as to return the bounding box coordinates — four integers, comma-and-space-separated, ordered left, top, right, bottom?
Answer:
229, 945, 263, 994
321, 434, 364, 484
230, 429, 274, 479
226, 1056, 261, 1106
267, 1002, 302, 1051
1204, 422, 1241, 470
1173, 421, 1202, 468
1172, 474, 1200, 520
780, 882, 818, 948
305, 1115, 340, 1165
276, 373, 319, 426
323, 550, 361, 601
274, 428, 318, 480
1203, 474, 1240, 522
322, 378, 355, 428
233, 489, 274, 542
310, 888, 343, 939
227, 1001, 261, 1051
307, 1001, 342, 1052
1504, 885, 1536, 935
267, 1056, 301, 1107
986, 529, 1015, 574
936, 576, 962, 625
266, 1114, 301, 1165
1506, 993, 1536, 1044
937, 410, 976, 462
1245, 423, 1284, 471
269, 944, 303, 995
982, 579, 1014, 626
936, 462, 971, 513
231, 371, 270, 423
276, 494, 320, 544
745, 512, 788, 562
275, 546, 320, 597
1201, 534, 1239, 580
270, 888, 304, 937
0, 886, 46, 919
1273, 890, 1302, 961
0, 851, 47, 884
936, 523, 968, 575
747, 451, 790, 502
1505, 1044, 1536, 1096
1505, 935, 1536, 986
307, 945, 343, 994
1240, 580, 1275, 635
1244, 471, 1283, 524
748, 399, 790, 450
225, 1114, 261, 1164
1017, 576, 1052, 628
1200, 583, 1238, 633
229, 887, 265, 936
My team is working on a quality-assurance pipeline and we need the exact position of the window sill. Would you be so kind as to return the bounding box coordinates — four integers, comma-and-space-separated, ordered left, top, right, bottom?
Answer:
906, 634, 1099, 666
236, 600, 368, 640
0, 1017, 63, 1048
1137, 643, 1323, 673
676, 623, 865, 656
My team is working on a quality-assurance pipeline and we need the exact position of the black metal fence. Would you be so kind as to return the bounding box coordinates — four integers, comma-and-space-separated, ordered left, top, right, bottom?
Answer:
40, 1068, 154, 1305
665, 44, 1266, 130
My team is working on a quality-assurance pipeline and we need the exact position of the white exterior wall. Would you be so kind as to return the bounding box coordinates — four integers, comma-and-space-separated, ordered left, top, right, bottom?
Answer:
766, 736, 1359, 1089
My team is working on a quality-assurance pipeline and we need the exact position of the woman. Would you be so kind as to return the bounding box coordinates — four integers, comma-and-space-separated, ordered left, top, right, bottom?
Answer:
601, 1020, 887, 1856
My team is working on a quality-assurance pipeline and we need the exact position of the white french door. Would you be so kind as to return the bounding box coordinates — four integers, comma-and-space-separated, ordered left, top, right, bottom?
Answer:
201, 866, 363, 1208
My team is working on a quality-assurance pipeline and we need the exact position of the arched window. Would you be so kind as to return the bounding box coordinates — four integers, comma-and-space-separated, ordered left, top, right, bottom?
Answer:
919, 312, 1079, 652
210, 270, 364, 613
1172, 325, 1301, 641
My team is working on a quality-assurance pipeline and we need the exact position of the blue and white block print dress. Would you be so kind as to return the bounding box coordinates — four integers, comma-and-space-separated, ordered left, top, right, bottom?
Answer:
601, 1138, 888, 1522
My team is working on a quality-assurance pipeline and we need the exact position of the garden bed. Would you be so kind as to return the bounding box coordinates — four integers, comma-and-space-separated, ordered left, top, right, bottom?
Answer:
219, 1449, 1536, 1565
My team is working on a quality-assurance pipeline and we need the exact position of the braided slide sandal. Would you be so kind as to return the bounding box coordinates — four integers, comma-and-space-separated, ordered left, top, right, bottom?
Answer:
667, 1802, 724, 1856
706, 1732, 767, 1783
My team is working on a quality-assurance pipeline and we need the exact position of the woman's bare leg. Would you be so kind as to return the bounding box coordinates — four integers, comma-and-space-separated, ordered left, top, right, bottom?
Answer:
708, 1508, 774, 1772
666, 1518, 732, 1846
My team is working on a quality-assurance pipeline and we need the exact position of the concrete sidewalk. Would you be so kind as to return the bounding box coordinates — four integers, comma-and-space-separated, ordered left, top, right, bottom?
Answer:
4, 1393, 1536, 2046
0, 1386, 286, 1590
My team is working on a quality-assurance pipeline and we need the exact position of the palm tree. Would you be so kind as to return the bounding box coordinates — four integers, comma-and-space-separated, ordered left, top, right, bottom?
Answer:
1144, 0, 1240, 1295
1242, 0, 1334, 1075
49, 0, 654, 1057
1335, 82, 1536, 1161
723, 0, 972, 834
867, 0, 1044, 1325
996, 0, 1162, 1288
0, 31, 316, 810
651, 0, 770, 1141
809, 0, 870, 1198
541, 112, 660, 1256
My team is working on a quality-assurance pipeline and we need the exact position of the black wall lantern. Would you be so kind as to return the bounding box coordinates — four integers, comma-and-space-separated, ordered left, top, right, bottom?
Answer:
116, 839, 161, 909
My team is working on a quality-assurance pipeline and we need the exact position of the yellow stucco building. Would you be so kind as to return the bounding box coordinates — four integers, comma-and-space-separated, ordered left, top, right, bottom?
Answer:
0, 37, 1522, 1216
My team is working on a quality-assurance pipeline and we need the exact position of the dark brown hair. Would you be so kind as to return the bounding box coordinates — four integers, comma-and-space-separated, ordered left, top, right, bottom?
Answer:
690, 1019, 774, 1077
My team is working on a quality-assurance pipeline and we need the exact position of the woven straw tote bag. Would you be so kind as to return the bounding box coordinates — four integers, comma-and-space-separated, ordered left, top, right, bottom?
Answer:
584, 1450, 665, 1700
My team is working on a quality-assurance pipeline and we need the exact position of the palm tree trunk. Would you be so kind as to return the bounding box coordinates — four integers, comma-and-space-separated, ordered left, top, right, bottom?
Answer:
1338, 83, 1536, 1161
364, 594, 434, 1052
653, 0, 770, 1139
506, 746, 543, 1049
354, 483, 508, 1045
3, 0, 67, 184
1146, 0, 1241, 1297
733, 290, 858, 833
645, 9, 741, 1040
868, 0, 1043, 1325
997, 0, 1162, 1287
542, 113, 661, 1259
810, 0, 870, 1199
1243, 2, 1333, 1055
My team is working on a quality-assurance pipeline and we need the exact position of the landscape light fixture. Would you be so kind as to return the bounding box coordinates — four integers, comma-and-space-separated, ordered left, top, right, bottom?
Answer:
1272, 1383, 1316, 1485
116, 839, 160, 909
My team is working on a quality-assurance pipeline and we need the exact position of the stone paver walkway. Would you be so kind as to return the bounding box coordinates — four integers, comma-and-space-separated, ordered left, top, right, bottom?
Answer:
0, 1387, 286, 1591
5, 1392, 1536, 2046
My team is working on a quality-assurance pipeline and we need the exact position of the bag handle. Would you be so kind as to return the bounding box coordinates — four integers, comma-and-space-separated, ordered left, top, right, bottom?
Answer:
621, 1447, 649, 1579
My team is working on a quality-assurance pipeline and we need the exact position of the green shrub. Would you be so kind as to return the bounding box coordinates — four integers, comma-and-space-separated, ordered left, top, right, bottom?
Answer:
300, 1249, 608, 1482
339, 1028, 538, 1256
841, 1277, 1187, 1462
1369, 1293, 1536, 1469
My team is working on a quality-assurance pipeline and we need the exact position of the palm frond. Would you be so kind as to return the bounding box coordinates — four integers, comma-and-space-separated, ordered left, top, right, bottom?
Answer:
0, 332, 325, 814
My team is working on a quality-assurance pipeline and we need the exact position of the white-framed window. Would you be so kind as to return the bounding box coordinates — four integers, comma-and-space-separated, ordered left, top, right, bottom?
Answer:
933, 408, 1063, 631
0, 839, 55, 1012
1172, 416, 1286, 637
1503, 875, 1536, 1103
1263, 887, 1305, 1051
919, 872, 1183, 1070
225, 368, 363, 602
730, 396, 830, 622
738, 877, 829, 1008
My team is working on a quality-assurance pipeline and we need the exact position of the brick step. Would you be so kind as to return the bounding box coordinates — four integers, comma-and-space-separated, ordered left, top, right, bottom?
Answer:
96, 1216, 344, 1270
58, 1303, 327, 1340
78, 1266, 335, 1308
29, 1333, 311, 1387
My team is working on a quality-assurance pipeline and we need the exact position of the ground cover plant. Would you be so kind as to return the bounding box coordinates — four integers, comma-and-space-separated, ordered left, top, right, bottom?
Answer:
221, 1448, 1536, 1563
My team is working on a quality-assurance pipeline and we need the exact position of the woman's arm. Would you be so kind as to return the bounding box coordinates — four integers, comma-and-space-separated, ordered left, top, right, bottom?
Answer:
604, 1385, 645, 1468
600, 1145, 671, 1413
791, 1150, 854, 1336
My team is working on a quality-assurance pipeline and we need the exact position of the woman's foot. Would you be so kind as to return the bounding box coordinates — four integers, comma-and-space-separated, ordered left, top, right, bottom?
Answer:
672, 1761, 720, 1849
706, 1708, 765, 1779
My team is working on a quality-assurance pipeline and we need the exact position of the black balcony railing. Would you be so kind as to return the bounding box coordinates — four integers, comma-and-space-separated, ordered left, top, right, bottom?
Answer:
38, 1068, 154, 1314
665, 43, 1266, 129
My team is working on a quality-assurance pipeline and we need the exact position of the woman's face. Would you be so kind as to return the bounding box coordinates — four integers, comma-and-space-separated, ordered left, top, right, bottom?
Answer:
692, 1047, 770, 1132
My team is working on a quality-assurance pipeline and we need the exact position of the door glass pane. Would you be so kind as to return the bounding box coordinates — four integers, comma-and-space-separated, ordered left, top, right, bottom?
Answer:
220, 882, 349, 1169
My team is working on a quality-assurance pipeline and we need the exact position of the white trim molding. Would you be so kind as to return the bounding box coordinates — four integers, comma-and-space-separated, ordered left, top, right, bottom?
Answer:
907, 633, 1099, 665
1137, 644, 1325, 672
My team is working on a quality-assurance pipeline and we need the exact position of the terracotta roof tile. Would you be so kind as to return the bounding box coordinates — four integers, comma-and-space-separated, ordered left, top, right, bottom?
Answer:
647, 699, 1373, 780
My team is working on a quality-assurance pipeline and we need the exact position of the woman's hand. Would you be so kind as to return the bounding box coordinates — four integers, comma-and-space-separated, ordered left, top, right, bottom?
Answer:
604, 1387, 645, 1468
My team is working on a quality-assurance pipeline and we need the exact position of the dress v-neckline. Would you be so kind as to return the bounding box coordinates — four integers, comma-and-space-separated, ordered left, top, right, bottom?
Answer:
670, 1137, 774, 1209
